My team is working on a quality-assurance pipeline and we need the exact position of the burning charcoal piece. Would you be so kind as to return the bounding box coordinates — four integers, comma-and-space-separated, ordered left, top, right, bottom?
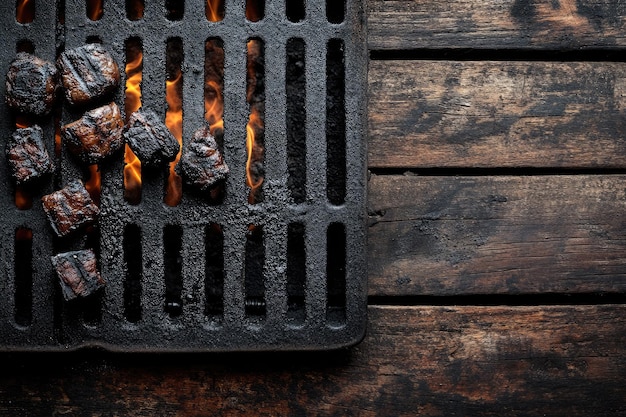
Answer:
6, 125, 54, 185
61, 102, 124, 164
5, 52, 58, 116
176, 125, 229, 191
42, 180, 100, 237
51, 249, 105, 301
124, 108, 180, 166
57, 43, 120, 106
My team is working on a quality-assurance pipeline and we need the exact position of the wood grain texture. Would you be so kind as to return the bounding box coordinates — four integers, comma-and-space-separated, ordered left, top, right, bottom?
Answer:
368, 60, 626, 168
368, 0, 626, 50
368, 174, 626, 296
0, 306, 624, 416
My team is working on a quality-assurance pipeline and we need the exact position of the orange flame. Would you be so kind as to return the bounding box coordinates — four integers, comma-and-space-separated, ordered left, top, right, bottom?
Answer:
206, 0, 223, 22
246, 40, 264, 204
85, 164, 101, 206
205, 81, 223, 136
16, 0, 35, 23
246, 109, 264, 194
87, 0, 103, 21
164, 70, 183, 207
124, 48, 143, 204
15, 116, 29, 129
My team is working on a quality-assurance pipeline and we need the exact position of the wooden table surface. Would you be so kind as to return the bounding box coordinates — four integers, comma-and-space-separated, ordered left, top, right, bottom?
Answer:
3, 1, 626, 415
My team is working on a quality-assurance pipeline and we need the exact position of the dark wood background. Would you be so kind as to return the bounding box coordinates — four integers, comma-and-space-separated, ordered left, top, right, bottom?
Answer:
3, 1, 626, 415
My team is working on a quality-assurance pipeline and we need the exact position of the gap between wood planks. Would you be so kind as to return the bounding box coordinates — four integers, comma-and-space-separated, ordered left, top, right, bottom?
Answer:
368, 167, 626, 177
370, 48, 626, 62
368, 293, 626, 307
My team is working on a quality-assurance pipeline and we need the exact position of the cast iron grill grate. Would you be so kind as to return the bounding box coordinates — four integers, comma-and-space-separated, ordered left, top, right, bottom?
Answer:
0, 0, 367, 351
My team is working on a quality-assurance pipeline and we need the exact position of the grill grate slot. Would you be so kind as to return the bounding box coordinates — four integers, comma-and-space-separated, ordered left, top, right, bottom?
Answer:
327, 222, 347, 325
14, 228, 33, 327
165, 0, 184, 21
326, 0, 345, 24
123, 36, 143, 204
205, 223, 224, 318
123, 224, 142, 323
164, 225, 183, 317
164, 37, 184, 207
206, 0, 225, 22
286, 37, 306, 203
246, 0, 264, 22
15, 0, 35, 24
126, 0, 143, 20
244, 225, 266, 318
326, 39, 346, 206
286, 0, 305, 23
246, 38, 265, 204
286, 222, 306, 325
0, 0, 367, 351
86, 0, 103, 21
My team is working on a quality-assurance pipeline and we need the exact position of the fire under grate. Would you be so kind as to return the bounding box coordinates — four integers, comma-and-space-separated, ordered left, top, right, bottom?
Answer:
0, 0, 367, 351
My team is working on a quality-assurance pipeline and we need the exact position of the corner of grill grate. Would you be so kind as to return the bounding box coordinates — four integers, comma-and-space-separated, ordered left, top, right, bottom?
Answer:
0, 0, 367, 351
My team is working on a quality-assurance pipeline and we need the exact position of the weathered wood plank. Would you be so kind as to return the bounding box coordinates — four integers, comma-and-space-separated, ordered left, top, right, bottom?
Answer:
368, 60, 626, 168
368, 175, 626, 296
368, 0, 626, 50
0, 306, 624, 416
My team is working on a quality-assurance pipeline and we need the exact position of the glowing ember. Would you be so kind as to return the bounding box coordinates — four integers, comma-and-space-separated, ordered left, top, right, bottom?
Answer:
15, 188, 32, 210
16, 0, 35, 23
246, 0, 263, 21
87, 0, 103, 21
85, 164, 101, 206
124, 45, 143, 204
54, 113, 62, 157
16, 228, 33, 241
127, 0, 144, 20
206, 0, 223, 22
14, 117, 33, 209
164, 70, 183, 207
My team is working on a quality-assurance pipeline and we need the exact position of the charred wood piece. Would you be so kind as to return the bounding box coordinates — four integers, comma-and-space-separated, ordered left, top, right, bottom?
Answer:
5, 52, 58, 116
51, 249, 105, 301
176, 125, 229, 191
61, 102, 124, 164
125, 108, 180, 166
42, 179, 100, 237
57, 44, 120, 106
6, 125, 54, 185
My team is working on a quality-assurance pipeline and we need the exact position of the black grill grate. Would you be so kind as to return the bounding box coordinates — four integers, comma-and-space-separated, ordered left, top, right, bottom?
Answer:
0, 0, 367, 351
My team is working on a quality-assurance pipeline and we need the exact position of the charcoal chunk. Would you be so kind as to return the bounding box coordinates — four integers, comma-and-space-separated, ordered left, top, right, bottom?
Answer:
124, 108, 180, 166
6, 125, 54, 184
176, 125, 229, 191
57, 43, 120, 106
42, 179, 100, 237
5, 52, 57, 116
51, 249, 105, 301
62, 102, 124, 164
